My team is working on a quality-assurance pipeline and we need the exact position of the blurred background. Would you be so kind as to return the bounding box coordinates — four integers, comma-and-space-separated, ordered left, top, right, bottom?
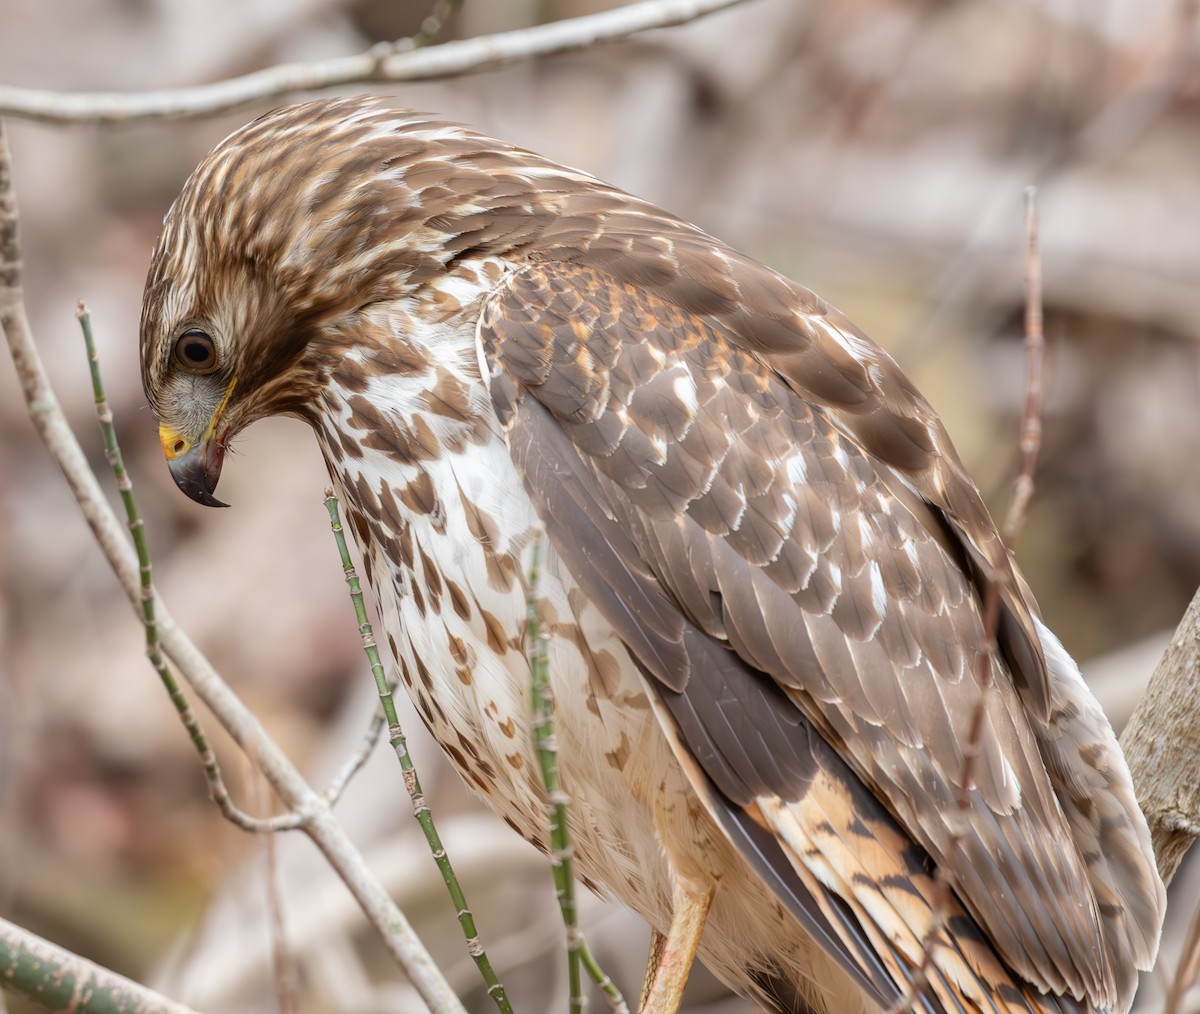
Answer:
2, 0, 1199, 1011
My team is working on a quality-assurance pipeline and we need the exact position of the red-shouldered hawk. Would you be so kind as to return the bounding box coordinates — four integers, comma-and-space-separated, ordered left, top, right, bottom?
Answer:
141, 97, 1164, 1013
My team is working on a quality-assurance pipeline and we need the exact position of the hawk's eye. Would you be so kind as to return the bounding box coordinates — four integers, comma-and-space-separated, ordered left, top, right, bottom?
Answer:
174, 329, 217, 373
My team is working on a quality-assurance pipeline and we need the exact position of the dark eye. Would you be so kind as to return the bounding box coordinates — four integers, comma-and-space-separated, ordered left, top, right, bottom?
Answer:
174, 329, 217, 373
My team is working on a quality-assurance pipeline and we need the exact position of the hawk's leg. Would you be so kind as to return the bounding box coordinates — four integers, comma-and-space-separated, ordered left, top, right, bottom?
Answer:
638, 930, 666, 1008
638, 875, 715, 1013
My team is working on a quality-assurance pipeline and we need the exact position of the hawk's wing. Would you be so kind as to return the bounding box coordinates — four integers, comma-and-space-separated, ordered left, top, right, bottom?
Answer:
477, 253, 1161, 1010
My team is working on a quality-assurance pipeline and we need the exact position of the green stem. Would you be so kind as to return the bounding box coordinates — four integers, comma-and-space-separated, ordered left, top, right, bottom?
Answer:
78, 304, 265, 829
323, 491, 512, 1014
580, 938, 630, 1014
82, 302, 377, 830
527, 538, 627, 1013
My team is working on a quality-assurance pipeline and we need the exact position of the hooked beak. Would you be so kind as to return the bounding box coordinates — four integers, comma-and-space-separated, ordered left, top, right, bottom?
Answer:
159, 379, 236, 508
161, 427, 229, 507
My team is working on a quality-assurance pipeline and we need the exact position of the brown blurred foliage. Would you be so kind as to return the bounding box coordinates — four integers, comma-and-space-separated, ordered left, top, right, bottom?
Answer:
2, 1, 1199, 1011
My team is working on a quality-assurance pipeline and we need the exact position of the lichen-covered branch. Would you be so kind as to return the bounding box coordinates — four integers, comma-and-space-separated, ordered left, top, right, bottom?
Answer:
0, 916, 200, 1014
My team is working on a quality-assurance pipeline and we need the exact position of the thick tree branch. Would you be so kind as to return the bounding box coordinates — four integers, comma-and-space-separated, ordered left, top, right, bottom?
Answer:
0, 916, 201, 1014
0, 120, 464, 1014
0, 0, 747, 125
1122, 585, 1200, 886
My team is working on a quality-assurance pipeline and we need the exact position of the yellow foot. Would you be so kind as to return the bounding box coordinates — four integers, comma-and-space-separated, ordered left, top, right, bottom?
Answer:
639, 876, 715, 1013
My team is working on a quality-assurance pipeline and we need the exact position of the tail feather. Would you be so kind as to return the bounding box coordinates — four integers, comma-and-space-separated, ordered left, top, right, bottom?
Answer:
1031, 619, 1166, 1009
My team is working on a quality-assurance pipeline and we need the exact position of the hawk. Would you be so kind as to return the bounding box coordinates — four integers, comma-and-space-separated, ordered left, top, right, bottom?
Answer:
140, 97, 1164, 1013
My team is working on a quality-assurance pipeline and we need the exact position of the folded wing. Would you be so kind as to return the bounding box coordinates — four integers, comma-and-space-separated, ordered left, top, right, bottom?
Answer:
478, 249, 1161, 1011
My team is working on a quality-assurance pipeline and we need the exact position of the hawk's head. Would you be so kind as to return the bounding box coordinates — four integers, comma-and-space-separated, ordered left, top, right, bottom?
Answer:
140, 96, 558, 505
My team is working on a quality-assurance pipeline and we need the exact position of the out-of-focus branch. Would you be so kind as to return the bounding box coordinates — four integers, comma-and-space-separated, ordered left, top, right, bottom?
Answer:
0, 120, 464, 1014
412, 0, 465, 50
0, 0, 748, 125
1122, 586, 1200, 886
0, 916, 201, 1014
1003, 186, 1044, 544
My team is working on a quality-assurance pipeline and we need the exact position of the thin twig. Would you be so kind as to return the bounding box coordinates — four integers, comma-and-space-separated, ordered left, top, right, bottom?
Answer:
0, 0, 748, 125
915, 196, 1041, 1012
0, 119, 465, 1014
886, 581, 1002, 1014
255, 774, 300, 1014
890, 194, 1039, 1005
891, 197, 1034, 1010
526, 537, 628, 1014
336, 0, 463, 73
900, 2, 1200, 364
322, 491, 513, 1014
1003, 187, 1044, 544
322, 710, 387, 806
413, 0, 464, 49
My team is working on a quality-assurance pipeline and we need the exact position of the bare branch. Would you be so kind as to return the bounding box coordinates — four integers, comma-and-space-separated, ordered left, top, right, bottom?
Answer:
321, 709, 386, 806
0, 915, 201, 1014
256, 777, 301, 1014
0, 119, 464, 1014
1003, 186, 1044, 544
0, 0, 748, 125
1122, 585, 1200, 886
886, 581, 1002, 1014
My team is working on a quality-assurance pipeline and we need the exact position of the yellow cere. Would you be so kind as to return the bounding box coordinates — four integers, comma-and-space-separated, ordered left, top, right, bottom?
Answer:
158, 377, 236, 460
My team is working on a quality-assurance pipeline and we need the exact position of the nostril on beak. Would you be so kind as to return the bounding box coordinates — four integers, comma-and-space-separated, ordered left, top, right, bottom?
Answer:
173, 439, 186, 455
